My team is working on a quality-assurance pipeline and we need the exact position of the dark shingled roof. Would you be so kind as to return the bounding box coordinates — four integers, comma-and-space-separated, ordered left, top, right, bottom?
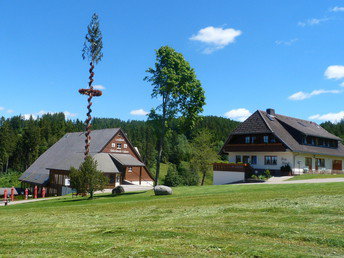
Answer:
258, 110, 344, 157
231, 111, 271, 135
19, 128, 120, 185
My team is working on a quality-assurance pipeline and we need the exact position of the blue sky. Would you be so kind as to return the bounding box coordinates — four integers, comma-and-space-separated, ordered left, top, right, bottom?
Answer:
1, 0, 344, 123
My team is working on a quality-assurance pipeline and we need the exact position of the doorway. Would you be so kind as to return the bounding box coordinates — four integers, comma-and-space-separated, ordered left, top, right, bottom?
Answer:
332, 160, 342, 171
305, 157, 312, 170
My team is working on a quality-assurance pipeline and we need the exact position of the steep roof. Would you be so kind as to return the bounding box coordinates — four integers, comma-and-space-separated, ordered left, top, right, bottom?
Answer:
231, 111, 271, 135
259, 110, 344, 157
19, 128, 120, 185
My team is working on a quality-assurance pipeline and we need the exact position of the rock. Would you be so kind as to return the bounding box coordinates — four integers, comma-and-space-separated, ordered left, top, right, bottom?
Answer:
112, 185, 125, 195
154, 185, 173, 195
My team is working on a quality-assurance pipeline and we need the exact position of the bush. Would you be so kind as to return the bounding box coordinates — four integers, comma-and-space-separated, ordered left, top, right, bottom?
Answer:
164, 164, 183, 187
0, 170, 22, 187
281, 164, 292, 173
178, 161, 199, 186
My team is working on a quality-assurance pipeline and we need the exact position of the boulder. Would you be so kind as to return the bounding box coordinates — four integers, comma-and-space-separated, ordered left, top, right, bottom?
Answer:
112, 185, 125, 195
154, 185, 173, 195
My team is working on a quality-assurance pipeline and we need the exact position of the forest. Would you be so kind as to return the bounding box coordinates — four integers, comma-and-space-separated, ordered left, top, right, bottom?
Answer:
0, 113, 343, 185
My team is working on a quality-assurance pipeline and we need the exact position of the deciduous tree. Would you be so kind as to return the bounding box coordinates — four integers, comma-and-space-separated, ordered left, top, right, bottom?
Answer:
144, 46, 205, 185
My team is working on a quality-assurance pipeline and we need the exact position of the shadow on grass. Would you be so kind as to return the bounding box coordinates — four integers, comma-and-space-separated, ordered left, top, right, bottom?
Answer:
62, 191, 148, 203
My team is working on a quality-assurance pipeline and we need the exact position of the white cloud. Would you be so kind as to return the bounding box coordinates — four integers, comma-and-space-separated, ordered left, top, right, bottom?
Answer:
6, 109, 14, 114
130, 109, 149, 116
0, 107, 4, 111
275, 38, 298, 46
340, 82, 344, 87
324, 65, 344, 79
93, 85, 105, 90
331, 7, 344, 12
190, 26, 242, 54
298, 18, 328, 27
309, 111, 344, 123
22, 114, 37, 120
288, 89, 342, 100
22, 110, 77, 120
224, 108, 251, 122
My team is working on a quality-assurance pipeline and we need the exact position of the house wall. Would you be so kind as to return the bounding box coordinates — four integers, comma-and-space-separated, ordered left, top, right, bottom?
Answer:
124, 166, 154, 185
213, 171, 245, 185
227, 151, 294, 173
227, 151, 344, 174
101, 131, 154, 183
293, 153, 344, 174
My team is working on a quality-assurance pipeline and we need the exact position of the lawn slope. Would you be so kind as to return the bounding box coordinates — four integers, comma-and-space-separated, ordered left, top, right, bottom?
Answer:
1, 183, 344, 256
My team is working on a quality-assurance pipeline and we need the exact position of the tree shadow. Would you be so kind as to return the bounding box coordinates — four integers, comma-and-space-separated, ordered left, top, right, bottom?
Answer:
62, 191, 147, 202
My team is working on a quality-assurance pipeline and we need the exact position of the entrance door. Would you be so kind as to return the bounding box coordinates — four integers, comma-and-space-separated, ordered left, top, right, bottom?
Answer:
305, 157, 312, 170
332, 160, 342, 171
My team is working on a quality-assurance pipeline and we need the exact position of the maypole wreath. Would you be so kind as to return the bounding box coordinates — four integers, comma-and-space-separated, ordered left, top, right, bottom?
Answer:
79, 13, 103, 158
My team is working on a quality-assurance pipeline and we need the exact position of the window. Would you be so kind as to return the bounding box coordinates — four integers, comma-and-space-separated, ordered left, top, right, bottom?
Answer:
117, 143, 122, 149
109, 175, 115, 183
316, 158, 325, 168
270, 137, 276, 143
128, 167, 133, 172
251, 156, 257, 165
124, 144, 128, 148
243, 156, 250, 164
245, 137, 250, 144
263, 136, 269, 143
116, 174, 121, 183
251, 136, 256, 144
111, 143, 116, 148
236, 155, 242, 163
265, 156, 277, 165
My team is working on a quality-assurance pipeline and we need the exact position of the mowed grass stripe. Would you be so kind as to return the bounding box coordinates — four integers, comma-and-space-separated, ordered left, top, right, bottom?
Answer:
0, 183, 343, 256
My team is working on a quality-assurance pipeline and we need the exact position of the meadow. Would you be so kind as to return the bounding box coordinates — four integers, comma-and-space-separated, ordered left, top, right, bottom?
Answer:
0, 183, 343, 257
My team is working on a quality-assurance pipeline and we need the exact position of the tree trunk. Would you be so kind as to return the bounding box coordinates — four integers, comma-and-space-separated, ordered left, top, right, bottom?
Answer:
201, 170, 206, 186
5, 157, 8, 173
155, 135, 163, 186
89, 190, 94, 199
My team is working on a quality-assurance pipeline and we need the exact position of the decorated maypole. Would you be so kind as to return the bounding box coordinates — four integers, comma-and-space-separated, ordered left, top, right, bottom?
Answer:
79, 13, 103, 158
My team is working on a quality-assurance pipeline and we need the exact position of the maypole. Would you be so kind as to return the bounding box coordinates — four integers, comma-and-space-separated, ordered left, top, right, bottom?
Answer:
79, 13, 103, 158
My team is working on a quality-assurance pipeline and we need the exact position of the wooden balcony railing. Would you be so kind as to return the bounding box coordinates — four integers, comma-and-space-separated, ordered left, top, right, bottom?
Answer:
213, 163, 253, 173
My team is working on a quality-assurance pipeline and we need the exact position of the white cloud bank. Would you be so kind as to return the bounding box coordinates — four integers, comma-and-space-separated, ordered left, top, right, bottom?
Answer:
22, 110, 77, 120
93, 85, 105, 90
324, 65, 344, 79
224, 108, 251, 122
130, 109, 149, 116
0, 107, 4, 111
309, 111, 344, 123
331, 7, 344, 12
298, 18, 328, 27
190, 26, 242, 54
288, 89, 341, 100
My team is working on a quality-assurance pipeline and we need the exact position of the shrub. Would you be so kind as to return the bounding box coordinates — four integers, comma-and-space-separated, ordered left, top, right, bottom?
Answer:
164, 164, 183, 187
178, 161, 199, 186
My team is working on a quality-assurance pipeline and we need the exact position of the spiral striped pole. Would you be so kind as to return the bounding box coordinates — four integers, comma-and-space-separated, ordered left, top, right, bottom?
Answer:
79, 62, 102, 159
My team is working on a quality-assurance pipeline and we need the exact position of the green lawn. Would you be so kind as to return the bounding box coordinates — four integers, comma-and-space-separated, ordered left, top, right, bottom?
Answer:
1, 183, 344, 256
288, 174, 344, 181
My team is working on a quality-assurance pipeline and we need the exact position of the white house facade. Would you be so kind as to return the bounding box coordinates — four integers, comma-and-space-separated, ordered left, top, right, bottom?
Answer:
219, 109, 344, 177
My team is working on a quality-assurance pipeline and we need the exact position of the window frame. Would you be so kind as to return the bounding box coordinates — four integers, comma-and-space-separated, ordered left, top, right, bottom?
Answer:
264, 156, 277, 165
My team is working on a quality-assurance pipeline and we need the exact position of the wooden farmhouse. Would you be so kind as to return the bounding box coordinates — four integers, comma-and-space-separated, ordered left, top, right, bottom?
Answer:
19, 128, 154, 195
214, 109, 344, 184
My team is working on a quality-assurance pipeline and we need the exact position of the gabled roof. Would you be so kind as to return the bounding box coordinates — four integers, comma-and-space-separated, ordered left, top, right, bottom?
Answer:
221, 110, 344, 157
231, 111, 271, 135
259, 110, 344, 157
19, 128, 121, 185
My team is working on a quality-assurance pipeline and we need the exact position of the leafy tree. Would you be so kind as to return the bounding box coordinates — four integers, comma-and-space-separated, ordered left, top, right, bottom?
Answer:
144, 46, 205, 185
70, 155, 108, 199
190, 129, 220, 185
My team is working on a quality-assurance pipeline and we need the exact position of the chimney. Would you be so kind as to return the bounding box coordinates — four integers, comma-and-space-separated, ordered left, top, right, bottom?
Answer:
266, 108, 275, 116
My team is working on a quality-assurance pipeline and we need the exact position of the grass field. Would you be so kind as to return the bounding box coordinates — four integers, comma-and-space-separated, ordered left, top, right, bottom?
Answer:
288, 174, 344, 181
1, 183, 344, 256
